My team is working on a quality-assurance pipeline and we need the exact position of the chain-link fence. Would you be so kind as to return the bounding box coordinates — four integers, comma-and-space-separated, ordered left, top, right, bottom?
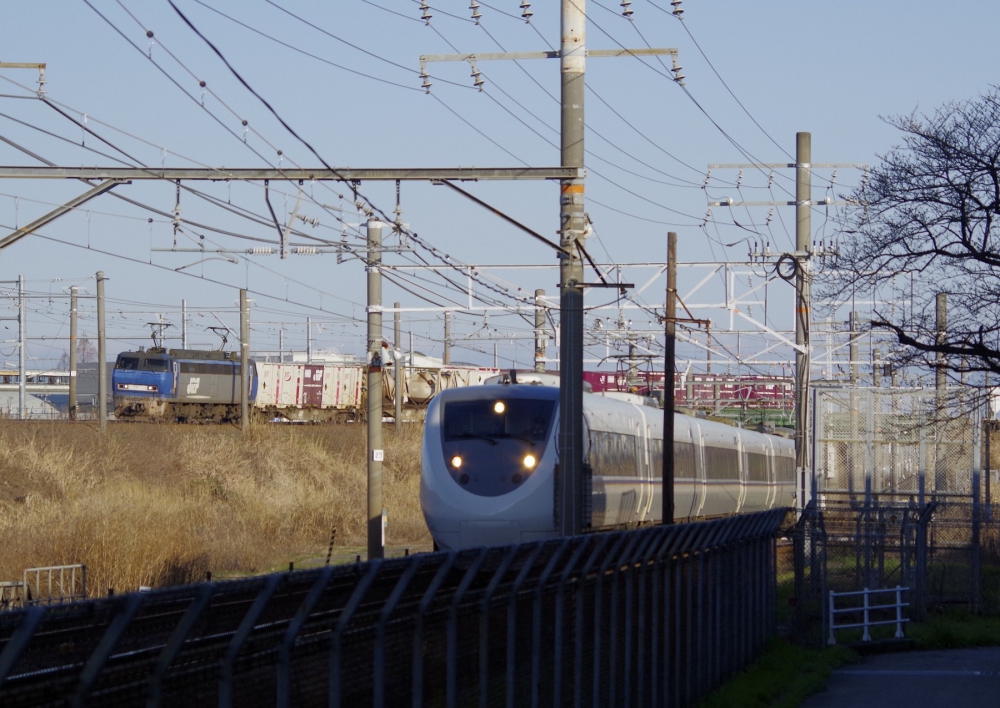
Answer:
814, 387, 980, 497
0, 509, 787, 708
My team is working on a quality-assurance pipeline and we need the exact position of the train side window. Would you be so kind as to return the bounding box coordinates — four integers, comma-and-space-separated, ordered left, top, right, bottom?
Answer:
704, 445, 739, 480
591, 430, 636, 477
675, 441, 696, 478
747, 452, 768, 482
649, 439, 662, 479
775, 456, 795, 482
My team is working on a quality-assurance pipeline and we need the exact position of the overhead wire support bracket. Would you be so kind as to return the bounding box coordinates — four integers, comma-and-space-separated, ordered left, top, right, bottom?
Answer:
0, 167, 579, 181
0, 178, 128, 250
432, 179, 570, 256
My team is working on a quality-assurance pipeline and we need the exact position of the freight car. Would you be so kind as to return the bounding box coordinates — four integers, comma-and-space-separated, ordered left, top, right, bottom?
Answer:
113, 348, 500, 423
113, 348, 257, 423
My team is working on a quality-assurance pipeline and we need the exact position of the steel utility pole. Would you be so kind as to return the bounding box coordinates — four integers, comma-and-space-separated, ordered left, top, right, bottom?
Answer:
96, 271, 107, 435
662, 232, 677, 525
367, 218, 385, 561
306, 316, 312, 362
443, 311, 451, 365
69, 286, 78, 420
535, 289, 546, 373
181, 299, 188, 348
394, 302, 402, 431
420, 11, 677, 537
794, 132, 811, 507
558, 0, 588, 536
18, 275, 25, 420
240, 289, 249, 432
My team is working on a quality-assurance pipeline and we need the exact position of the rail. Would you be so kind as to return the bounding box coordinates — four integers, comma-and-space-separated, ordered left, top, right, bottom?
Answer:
828, 586, 909, 644
0, 509, 787, 707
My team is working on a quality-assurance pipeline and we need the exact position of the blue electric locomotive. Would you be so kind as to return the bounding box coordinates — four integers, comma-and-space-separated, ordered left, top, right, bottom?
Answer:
113, 348, 258, 423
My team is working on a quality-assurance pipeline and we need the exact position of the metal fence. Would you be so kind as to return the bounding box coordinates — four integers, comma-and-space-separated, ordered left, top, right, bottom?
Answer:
793, 497, 993, 642
813, 387, 980, 498
0, 509, 787, 707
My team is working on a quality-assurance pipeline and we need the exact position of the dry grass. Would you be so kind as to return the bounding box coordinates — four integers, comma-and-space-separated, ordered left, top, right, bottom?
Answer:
0, 421, 429, 595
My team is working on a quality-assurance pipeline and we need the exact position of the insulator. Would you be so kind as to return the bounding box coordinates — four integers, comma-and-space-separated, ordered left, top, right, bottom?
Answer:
420, 70, 432, 93
671, 0, 683, 17
248, 247, 274, 255
470, 0, 481, 23
621, 0, 633, 19
420, 1, 432, 24
520, 0, 532, 21
471, 65, 484, 91
294, 247, 319, 255
736, 169, 743, 189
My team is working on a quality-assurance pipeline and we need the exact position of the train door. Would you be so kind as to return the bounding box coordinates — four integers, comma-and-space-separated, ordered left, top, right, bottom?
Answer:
764, 438, 777, 508
635, 419, 653, 522
736, 434, 747, 513
689, 420, 707, 517
303, 365, 323, 407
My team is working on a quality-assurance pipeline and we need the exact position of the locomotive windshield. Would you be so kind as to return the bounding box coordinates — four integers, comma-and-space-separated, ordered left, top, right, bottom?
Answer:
443, 398, 555, 443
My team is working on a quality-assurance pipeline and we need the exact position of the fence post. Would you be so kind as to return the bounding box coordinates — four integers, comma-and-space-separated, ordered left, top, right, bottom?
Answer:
276, 567, 337, 708
447, 549, 489, 708
895, 586, 905, 639
478, 547, 518, 708
329, 561, 383, 708
972, 470, 982, 610
220, 574, 282, 708
374, 557, 423, 708
506, 543, 547, 708
0, 606, 45, 686
148, 583, 216, 707
414, 552, 459, 708
861, 588, 871, 642
828, 591, 836, 645
71, 594, 145, 708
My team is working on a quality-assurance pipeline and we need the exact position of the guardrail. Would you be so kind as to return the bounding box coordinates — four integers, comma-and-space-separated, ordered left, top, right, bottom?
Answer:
22, 564, 86, 606
0, 509, 788, 707
828, 586, 909, 644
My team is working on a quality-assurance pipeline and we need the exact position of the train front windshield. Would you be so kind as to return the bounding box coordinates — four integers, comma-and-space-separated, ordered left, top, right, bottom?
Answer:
441, 398, 555, 497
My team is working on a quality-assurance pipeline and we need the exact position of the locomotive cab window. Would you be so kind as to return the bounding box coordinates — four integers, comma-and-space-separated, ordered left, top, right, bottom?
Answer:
116, 356, 140, 370
141, 358, 170, 372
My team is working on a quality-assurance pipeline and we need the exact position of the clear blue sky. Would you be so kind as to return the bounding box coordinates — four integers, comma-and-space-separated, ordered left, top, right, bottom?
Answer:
0, 0, 997, 373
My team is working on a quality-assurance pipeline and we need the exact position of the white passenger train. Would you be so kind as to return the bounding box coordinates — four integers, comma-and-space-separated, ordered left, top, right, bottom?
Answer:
420, 376, 796, 550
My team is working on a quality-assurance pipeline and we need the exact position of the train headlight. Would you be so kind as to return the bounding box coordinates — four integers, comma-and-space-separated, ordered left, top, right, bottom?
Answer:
494, 401, 505, 414
523, 454, 537, 469
450, 455, 463, 469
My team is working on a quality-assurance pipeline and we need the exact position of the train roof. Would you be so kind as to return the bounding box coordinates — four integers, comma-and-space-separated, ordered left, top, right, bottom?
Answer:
123, 348, 240, 361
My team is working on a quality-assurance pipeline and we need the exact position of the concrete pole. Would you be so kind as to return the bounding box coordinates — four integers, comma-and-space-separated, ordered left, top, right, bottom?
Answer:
279, 329, 284, 360
367, 218, 384, 560
394, 302, 402, 431
69, 286, 78, 421
794, 132, 812, 510
627, 333, 639, 391
96, 271, 107, 435
443, 311, 451, 365
936, 293, 947, 393
935, 292, 947, 493
181, 299, 188, 349
240, 288, 249, 432
306, 316, 312, 362
557, 0, 587, 537
662, 232, 677, 525
494, 342, 498, 369
535, 289, 546, 372
18, 275, 25, 420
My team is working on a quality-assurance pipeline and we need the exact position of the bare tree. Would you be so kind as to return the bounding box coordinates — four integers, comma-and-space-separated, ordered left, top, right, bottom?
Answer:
77, 335, 97, 364
828, 87, 1000, 379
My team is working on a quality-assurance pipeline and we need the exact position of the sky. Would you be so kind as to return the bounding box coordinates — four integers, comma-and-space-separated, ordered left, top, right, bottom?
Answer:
0, 0, 997, 377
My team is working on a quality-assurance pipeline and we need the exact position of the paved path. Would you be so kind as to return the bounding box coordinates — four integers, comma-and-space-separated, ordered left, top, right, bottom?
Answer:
801, 647, 1000, 708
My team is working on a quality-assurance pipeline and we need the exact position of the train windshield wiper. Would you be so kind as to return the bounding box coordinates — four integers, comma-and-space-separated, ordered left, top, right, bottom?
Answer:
453, 433, 499, 445
493, 433, 537, 446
